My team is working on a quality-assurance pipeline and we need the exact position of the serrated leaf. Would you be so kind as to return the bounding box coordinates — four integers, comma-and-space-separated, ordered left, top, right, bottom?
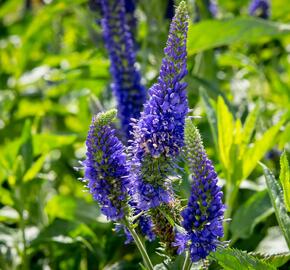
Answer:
261, 163, 290, 248
210, 247, 276, 270
230, 190, 274, 240
250, 251, 290, 268
187, 17, 290, 56
242, 117, 286, 181
279, 151, 290, 212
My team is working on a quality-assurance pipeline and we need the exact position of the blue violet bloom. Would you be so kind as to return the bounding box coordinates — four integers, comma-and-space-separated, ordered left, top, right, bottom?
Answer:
173, 119, 225, 262
100, 0, 146, 139
83, 110, 130, 221
129, 1, 189, 211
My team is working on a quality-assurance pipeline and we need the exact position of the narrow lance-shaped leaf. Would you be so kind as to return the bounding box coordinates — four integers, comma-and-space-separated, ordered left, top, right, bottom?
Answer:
261, 162, 290, 248
240, 104, 259, 156
280, 151, 290, 212
217, 96, 234, 175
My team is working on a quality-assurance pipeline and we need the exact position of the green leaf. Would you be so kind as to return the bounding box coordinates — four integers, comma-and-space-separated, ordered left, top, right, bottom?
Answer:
278, 123, 290, 149
250, 252, 290, 268
23, 155, 46, 182
31, 219, 97, 246
280, 151, 290, 212
210, 248, 276, 270
230, 190, 274, 240
240, 105, 260, 154
217, 96, 234, 175
33, 134, 77, 155
242, 117, 286, 181
187, 17, 290, 56
261, 163, 290, 248
45, 195, 101, 225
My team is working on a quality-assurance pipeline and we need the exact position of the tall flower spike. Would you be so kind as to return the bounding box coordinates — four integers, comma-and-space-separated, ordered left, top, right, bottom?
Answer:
249, 0, 270, 19
173, 119, 225, 262
83, 109, 130, 221
130, 1, 189, 211
100, 0, 146, 139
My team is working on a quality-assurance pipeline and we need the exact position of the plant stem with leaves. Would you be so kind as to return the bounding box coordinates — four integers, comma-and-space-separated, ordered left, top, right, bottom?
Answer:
124, 219, 154, 270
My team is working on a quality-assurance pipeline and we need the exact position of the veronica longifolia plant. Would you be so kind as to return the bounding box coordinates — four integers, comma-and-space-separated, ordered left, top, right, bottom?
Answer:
82, 1, 226, 268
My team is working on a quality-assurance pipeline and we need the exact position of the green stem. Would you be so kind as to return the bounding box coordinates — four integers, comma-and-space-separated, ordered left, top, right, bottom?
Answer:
19, 210, 28, 270
124, 220, 154, 270
182, 251, 192, 270
223, 184, 239, 240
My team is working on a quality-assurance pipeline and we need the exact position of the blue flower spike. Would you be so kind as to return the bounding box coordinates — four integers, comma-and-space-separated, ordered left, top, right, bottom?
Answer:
174, 118, 225, 262
130, 0, 189, 211
83, 109, 131, 221
100, 0, 146, 139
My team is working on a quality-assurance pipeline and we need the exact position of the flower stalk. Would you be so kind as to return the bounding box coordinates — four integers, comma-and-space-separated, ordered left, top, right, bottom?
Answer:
124, 219, 154, 270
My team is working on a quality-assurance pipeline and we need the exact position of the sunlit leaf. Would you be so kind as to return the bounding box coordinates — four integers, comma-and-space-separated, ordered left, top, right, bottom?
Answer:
217, 96, 234, 174
23, 155, 47, 182
187, 17, 290, 56
280, 151, 290, 212
33, 134, 77, 155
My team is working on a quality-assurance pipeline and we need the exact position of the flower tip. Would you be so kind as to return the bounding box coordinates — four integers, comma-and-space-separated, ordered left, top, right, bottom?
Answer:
175, 1, 188, 17
92, 109, 117, 127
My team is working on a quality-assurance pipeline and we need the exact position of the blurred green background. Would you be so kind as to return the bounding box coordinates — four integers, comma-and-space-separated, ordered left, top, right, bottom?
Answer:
0, 0, 290, 269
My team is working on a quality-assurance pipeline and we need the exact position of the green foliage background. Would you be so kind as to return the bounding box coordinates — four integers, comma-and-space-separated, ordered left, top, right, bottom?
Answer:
0, 0, 289, 269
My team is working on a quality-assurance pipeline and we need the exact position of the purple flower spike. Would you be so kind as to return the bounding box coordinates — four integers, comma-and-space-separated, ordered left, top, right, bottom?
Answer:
174, 119, 225, 262
249, 0, 270, 19
83, 109, 130, 221
130, 1, 189, 211
100, 0, 146, 139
